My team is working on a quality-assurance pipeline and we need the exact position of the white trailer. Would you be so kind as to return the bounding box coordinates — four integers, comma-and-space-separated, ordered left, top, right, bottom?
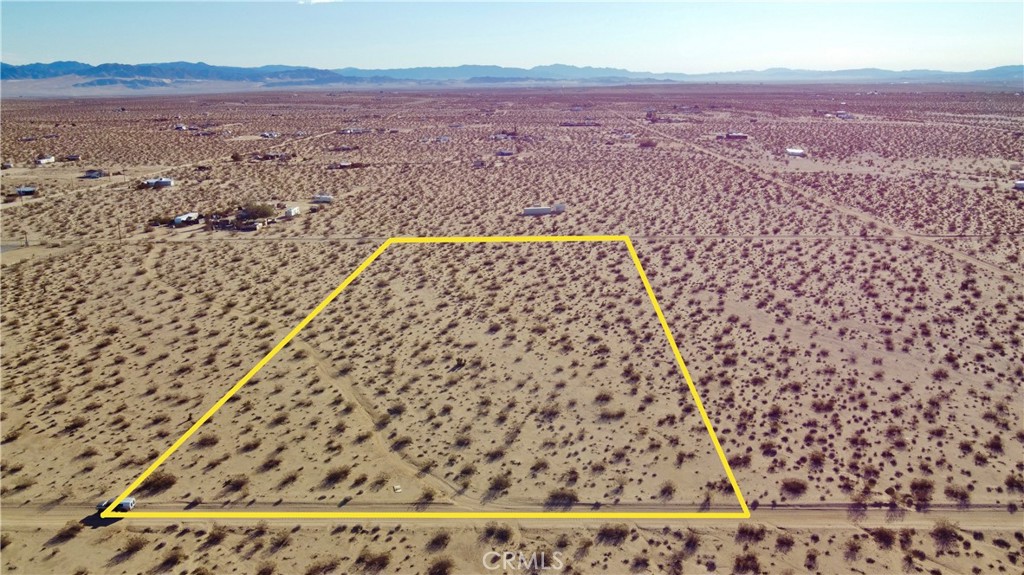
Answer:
523, 206, 553, 216
142, 177, 174, 188
785, 148, 807, 157
284, 206, 301, 217
173, 212, 199, 225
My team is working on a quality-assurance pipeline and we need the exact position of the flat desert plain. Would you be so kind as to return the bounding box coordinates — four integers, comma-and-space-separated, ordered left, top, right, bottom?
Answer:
1, 86, 1022, 574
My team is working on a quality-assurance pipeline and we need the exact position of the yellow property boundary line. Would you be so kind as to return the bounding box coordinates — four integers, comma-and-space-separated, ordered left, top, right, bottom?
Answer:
104, 235, 750, 520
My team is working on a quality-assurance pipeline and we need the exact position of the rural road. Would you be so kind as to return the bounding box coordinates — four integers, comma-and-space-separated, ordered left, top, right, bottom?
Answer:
2, 501, 1020, 530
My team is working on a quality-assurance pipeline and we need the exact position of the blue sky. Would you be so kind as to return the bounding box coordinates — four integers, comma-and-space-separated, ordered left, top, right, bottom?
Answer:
2, 2, 1021, 73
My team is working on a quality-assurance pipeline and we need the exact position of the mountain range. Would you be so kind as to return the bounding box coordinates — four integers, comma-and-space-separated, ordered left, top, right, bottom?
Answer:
1, 61, 1021, 96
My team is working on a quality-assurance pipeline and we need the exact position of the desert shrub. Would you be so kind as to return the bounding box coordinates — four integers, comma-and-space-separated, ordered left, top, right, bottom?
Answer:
0, 533, 10, 550
804, 549, 819, 570
659, 481, 676, 500
426, 531, 450, 552
122, 534, 148, 556
487, 474, 511, 495
545, 488, 578, 509
269, 530, 291, 552
156, 547, 187, 571
598, 408, 626, 421
871, 528, 897, 549
256, 561, 276, 575
596, 524, 630, 545
931, 520, 959, 552
844, 537, 862, 560
224, 475, 249, 492
242, 202, 277, 219
138, 470, 176, 495
481, 523, 513, 544
321, 466, 351, 488
728, 453, 751, 468
631, 555, 650, 571
780, 478, 807, 498
356, 549, 390, 573
48, 521, 83, 545
304, 556, 341, 575
682, 530, 701, 556
427, 557, 454, 575
944, 484, 970, 505
205, 524, 228, 547
910, 478, 934, 507
194, 434, 219, 448
733, 552, 760, 574
1005, 473, 1024, 493
775, 533, 795, 552
735, 523, 767, 543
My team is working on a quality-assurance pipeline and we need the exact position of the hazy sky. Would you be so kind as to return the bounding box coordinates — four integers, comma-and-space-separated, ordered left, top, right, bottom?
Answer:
2, 2, 1022, 73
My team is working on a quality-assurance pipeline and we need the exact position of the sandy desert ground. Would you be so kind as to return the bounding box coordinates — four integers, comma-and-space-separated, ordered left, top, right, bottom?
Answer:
1, 86, 1022, 574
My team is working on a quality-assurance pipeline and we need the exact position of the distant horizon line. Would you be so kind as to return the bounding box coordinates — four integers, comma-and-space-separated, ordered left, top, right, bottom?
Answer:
4, 60, 1022, 75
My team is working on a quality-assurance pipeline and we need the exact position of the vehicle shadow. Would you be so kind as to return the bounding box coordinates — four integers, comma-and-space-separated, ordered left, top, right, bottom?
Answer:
81, 512, 122, 529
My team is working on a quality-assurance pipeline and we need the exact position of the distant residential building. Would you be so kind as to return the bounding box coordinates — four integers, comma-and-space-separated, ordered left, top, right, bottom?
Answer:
785, 148, 807, 157
35, 155, 55, 165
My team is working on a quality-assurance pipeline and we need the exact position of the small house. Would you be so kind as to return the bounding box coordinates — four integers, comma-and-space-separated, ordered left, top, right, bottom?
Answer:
1014, 181, 1024, 190
284, 206, 301, 217
65, 154, 82, 161
83, 169, 108, 179
496, 149, 514, 157
724, 132, 749, 140
2, 161, 13, 170
785, 148, 807, 157
312, 195, 334, 204
35, 155, 55, 165
16, 186, 37, 196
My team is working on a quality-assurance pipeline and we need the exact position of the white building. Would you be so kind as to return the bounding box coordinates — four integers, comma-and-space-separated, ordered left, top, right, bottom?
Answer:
284, 206, 301, 217
35, 155, 55, 165
785, 148, 807, 157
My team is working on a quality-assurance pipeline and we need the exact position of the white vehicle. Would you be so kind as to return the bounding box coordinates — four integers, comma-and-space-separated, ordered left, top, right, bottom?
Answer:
96, 497, 136, 512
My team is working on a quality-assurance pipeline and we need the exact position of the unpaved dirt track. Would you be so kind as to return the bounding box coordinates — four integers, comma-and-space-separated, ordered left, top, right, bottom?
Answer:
2, 502, 1019, 531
